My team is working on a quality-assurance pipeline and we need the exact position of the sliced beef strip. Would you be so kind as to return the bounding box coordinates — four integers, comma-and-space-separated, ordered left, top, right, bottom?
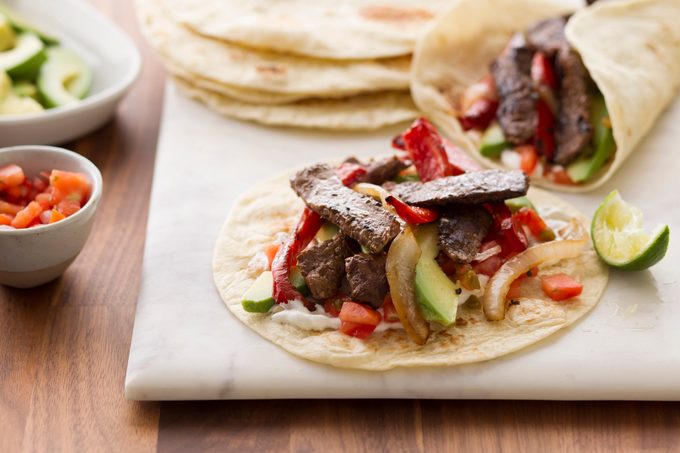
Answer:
553, 47, 593, 165
525, 17, 568, 56
344, 253, 388, 308
297, 234, 355, 300
490, 33, 537, 144
393, 170, 528, 207
439, 207, 493, 263
290, 164, 401, 254
358, 156, 409, 185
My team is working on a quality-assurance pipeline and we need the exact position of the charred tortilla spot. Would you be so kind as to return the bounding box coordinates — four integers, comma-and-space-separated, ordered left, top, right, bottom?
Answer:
359, 6, 433, 22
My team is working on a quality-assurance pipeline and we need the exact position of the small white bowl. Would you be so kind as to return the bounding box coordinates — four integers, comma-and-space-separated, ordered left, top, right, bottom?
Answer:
0, 0, 141, 146
0, 146, 103, 288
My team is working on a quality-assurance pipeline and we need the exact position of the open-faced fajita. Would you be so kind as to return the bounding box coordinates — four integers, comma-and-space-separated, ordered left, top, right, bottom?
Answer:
411, 0, 680, 191
213, 119, 608, 370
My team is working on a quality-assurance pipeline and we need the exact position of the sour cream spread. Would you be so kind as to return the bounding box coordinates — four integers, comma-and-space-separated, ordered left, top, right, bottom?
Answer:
458, 274, 488, 305
272, 300, 404, 332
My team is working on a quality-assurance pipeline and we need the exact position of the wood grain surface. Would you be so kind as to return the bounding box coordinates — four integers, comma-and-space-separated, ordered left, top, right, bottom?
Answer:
0, 1, 678, 452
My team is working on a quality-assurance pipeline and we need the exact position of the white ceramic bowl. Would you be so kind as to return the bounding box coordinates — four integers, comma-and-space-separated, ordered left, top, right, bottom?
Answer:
0, 146, 103, 288
0, 0, 141, 146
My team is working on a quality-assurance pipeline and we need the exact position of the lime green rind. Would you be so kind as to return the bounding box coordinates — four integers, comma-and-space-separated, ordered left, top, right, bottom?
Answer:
591, 190, 670, 271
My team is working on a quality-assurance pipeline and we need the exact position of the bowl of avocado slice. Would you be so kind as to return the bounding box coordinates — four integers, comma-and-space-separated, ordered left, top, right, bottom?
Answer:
0, 0, 140, 146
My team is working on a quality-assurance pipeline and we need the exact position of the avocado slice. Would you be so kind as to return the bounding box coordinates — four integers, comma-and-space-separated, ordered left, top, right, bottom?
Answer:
37, 46, 92, 108
567, 94, 616, 183
505, 196, 536, 213
414, 223, 459, 326
0, 32, 45, 80
480, 123, 510, 158
0, 12, 15, 51
315, 222, 339, 242
241, 268, 309, 313
11, 79, 37, 100
0, 4, 58, 45
0, 91, 44, 115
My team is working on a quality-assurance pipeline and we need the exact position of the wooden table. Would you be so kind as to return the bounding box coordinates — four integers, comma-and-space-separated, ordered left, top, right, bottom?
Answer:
1, 1, 678, 451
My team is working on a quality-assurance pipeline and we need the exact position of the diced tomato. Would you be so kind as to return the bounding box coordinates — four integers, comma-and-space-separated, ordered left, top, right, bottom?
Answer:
264, 243, 281, 269
56, 200, 81, 217
485, 203, 529, 257
0, 213, 12, 225
473, 255, 504, 277
436, 252, 458, 276
0, 164, 26, 189
513, 207, 556, 242
382, 296, 400, 322
32, 176, 48, 193
459, 99, 499, 132
339, 321, 377, 340
385, 195, 439, 224
49, 209, 66, 224
49, 170, 91, 205
0, 200, 23, 216
507, 279, 524, 300
531, 52, 557, 90
11, 201, 43, 229
550, 167, 575, 185
518, 145, 538, 174
39, 210, 52, 224
339, 301, 381, 326
541, 274, 583, 301
323, 295, 348, 317
34, 192, 52, 209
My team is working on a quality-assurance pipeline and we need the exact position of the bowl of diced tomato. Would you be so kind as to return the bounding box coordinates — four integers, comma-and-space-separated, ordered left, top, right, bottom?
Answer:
0, 145, 102, 288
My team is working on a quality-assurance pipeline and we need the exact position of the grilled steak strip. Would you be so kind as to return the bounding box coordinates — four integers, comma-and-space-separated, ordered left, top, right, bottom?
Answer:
393, 170, 528, 207
525, 16, 593, 165
439, 207, 493, 263
526, 17, 568, 56
490, 33, 537, 144
345, 253, 388, 308
291, 164, 401, 254
553, 47, 593, 165
297, 234, 355, 300
359, 156, 409, 185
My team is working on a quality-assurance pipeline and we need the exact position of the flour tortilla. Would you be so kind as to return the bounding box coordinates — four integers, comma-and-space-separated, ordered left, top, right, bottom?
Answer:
162, 0, 450, 60
213, 167, 608, 370
411, 0, 680, 192
137, 0, 411, 100
175, 78, 418, 130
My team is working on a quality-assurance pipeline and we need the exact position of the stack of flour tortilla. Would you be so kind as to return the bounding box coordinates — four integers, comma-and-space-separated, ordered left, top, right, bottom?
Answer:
136, 0, 449, 129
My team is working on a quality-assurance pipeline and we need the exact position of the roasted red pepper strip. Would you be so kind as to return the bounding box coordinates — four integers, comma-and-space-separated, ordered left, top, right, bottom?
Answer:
271, 208, 324, 309
335, 161, 367, 186
531, 52, 557, 158
385, 195, 439, 225
271, 164, 366, 308
402, 117, 464, 182
534, 100, 555, 158
531, 52, 557, 90
443, 139, 482, 173
459, 98, 499, 132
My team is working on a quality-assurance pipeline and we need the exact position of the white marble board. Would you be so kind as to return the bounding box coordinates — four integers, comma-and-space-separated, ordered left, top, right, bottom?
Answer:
125, 81, 680, 401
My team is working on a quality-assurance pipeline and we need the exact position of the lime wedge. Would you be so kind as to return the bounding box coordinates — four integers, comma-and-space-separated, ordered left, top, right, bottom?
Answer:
591, 190, 670, 270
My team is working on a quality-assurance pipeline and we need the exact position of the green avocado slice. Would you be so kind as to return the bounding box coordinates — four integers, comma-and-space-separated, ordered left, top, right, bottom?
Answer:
37, 46, 92, 108
414, 223, 459, 326
480, 123, 510, 158
0, 4, 59, 45
241, 268, 309, 313
0, 32, 45, 80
